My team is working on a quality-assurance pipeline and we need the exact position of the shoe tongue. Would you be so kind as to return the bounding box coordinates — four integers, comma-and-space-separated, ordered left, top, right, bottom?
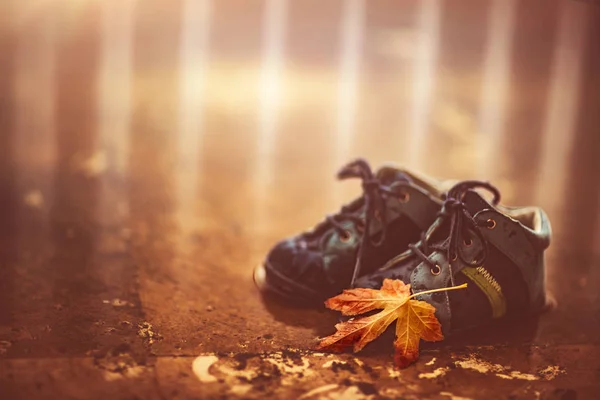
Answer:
428, 189, 494, 245
309, 167, 411, 239
462, 189, 495, 215
375, 167, 412, 186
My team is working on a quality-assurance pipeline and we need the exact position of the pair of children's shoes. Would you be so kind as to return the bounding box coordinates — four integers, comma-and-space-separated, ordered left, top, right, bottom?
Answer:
254, 158, 552, 336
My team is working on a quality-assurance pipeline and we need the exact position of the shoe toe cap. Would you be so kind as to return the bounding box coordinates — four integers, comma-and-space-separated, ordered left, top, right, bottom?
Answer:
267, 238, 319, 278
266, 238, 299, 272
263, 237, 334, 297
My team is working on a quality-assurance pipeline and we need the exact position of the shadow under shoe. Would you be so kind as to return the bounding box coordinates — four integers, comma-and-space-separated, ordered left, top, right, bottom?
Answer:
259, 290, 340, 338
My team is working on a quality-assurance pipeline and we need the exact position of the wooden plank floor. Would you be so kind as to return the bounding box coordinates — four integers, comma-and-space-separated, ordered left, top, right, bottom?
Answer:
0, 1, 599, 399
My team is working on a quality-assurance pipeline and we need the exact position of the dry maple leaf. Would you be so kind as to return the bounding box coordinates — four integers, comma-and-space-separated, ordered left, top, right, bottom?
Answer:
317, 279, 467, 368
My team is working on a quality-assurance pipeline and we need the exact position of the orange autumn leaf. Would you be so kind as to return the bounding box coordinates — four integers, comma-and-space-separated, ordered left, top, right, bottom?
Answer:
317, 279, 467, 368
393, 297, 443, 368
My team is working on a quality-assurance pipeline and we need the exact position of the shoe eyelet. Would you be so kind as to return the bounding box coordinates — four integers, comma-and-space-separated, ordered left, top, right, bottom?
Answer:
398, 191, 410, 203
463, 238, 473, 247
430, 264, 441, 275
339, 230, 352, 243
486, 218, 496, 230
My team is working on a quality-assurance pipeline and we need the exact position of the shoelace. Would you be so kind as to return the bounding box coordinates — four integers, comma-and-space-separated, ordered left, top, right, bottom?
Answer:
305, 159, 401, 284
388, 180, 500, 287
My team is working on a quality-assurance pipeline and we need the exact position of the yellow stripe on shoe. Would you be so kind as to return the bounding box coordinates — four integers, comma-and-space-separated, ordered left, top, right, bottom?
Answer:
461, 266, 507, 319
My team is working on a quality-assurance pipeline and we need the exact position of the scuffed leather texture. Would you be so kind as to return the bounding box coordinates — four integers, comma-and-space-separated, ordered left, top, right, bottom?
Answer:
474, 209, 546, 310
410, 251, 454, 333
406, 190, 551, 333
266, 238, 332, 295
463, 190, 549, 311
322, 220, 364, 289
344, 183, 442, 237
264, 182, 441, 301
353, 254, 418, 289
385, 183, 443, 232
261, 164, 453, 302
351, 188, 550, 334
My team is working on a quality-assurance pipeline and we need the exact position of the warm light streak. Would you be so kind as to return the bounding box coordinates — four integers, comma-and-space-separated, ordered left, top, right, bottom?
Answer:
257, 0, 288, 163
335, 0, 365, 167
176, 0, 212, 233
254, 0, 288, 230
535, 2, 589, 209
477, 0, 516, 178
98, 0, 136, 174
408, 0, 441, 169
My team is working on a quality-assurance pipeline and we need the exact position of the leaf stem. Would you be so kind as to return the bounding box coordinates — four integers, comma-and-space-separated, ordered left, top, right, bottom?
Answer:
408, 283, 468, 300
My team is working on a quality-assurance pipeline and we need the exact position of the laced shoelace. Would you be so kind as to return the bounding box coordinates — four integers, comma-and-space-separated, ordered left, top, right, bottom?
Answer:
305, 159, 401, 284
391, 181, 500, 287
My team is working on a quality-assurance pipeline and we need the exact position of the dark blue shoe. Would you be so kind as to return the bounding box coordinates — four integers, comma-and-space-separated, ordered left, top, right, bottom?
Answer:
254, 159, 451, 305
354, 181, 552, 334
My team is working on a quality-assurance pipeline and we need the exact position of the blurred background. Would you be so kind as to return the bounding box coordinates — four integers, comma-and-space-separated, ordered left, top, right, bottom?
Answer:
0, 0, 600, 391
1, 0, 599, 249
